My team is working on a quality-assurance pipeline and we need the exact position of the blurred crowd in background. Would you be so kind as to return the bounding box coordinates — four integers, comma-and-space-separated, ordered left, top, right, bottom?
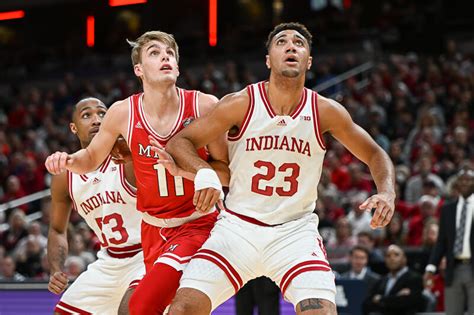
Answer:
0, 3, 473, 310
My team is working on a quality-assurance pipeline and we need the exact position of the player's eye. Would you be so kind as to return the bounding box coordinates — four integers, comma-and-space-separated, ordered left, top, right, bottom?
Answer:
98, 111, 106, 117
82, 113, 90, 119
295, 40, 304, 46
276, 39, 286, 45
150, 50, 159, 56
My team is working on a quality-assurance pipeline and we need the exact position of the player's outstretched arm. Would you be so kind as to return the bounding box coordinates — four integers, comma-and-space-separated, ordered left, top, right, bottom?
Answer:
197, 92, 230, 186
47, 172, 72, 294
319, 96, 395, 228
45, 100, 128, 175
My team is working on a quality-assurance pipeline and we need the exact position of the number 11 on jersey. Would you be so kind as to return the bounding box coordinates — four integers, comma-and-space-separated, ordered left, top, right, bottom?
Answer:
153, 163, 185, 197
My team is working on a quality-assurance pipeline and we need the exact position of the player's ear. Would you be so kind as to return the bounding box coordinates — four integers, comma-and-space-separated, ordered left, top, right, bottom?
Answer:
307, 56, 312, 70
265, 55, 271, 69
134, 64, 143, 77
70, 123, 77, 134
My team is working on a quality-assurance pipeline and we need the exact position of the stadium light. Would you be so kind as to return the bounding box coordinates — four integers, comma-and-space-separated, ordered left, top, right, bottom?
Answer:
0, 10, 25, 21
87, 16, 95, 47
209, 0, 217, 46
109, 0, 147, 7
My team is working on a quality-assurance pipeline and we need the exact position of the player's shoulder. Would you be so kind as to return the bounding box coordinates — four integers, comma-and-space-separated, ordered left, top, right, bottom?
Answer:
196, 92, 219, 115
104, 98, 131, 119
220, 87, 250, 107
317, 93, 347, 116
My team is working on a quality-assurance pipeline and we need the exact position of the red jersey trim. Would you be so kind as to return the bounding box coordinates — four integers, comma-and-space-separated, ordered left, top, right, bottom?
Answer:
225, 208, 277, 227
258, 81, 306, 119
107, 243, 142, 258
138, 89, 184, 141
99, 155, 112, 173
193, 91, 200, 117
194, 249, 243, 293
67, 171, 78, 212
280, 260, 331, 296
126, 95, 135, 147
79, 174, 88, 182
128, 279, 141, 288
228, 84, 255, 141
119, 164, 137, 197
55, 301, 92, 315
311, 91, 326, 151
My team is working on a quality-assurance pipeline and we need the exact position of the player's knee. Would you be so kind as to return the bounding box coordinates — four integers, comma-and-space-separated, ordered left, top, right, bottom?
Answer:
168, 288, 210, 315
129, 289, 169, 315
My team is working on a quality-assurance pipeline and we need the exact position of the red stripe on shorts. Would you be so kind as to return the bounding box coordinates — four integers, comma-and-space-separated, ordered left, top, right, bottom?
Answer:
193, 251, 243, 293
55, 301, 92, 314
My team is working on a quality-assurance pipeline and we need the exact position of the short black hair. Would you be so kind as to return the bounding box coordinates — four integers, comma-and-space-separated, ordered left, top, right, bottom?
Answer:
265, 22, 313, 51
350, 245, 370, 258
71, 97, 106, 122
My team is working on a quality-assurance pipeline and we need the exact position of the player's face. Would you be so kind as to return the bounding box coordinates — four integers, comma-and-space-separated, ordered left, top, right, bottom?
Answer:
134, 40, 179, 86
266, 30, 312, 78
70, 100, 107, 144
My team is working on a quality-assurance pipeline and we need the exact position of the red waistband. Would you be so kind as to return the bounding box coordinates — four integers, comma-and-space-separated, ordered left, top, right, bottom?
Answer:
225, 208, 278, 227
106, 243, 142, 259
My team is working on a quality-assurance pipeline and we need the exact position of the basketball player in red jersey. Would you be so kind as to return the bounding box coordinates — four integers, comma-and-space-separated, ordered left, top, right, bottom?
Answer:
45, 31, 228, 314
164, 23, 395, 315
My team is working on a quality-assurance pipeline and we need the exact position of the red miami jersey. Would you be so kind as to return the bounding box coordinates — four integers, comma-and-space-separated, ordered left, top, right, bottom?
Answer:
126, 89, 209, 219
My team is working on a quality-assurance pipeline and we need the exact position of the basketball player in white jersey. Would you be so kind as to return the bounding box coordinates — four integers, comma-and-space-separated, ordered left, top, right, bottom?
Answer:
47, 98, 145, 315
163, 22, 396, 315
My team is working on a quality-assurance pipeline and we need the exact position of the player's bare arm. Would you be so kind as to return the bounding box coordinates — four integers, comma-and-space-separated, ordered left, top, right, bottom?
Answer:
166, 89, 249, 212
45, 100, 128, 175
318, 95, 395, 228
47, 172, 73, 294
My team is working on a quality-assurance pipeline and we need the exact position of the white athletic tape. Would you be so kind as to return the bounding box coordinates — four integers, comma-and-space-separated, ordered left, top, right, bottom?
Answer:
194, 168, 224, 199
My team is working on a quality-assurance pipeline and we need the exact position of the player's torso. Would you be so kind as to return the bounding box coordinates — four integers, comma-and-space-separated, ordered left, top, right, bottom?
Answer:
127, 89, 208, 219
226, 81, 326, 225
68, 156, 141, 248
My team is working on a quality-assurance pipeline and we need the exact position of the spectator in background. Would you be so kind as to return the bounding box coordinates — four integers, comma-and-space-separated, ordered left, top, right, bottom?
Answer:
341, 245, 380, 293
0, 256, 25, 281
346, 191, 372, 236
1, 176, 27, 213
404, 156, 445, 204
382, 213, 407, 246
63, 256, 86, 281
358, 231, 385, 274
327, 217, 357, 264
363, 245, 424, 315
407, 195, 438, 246
425, 168, 474, 315
0, 209, 28, 253
15, 235, 43, 277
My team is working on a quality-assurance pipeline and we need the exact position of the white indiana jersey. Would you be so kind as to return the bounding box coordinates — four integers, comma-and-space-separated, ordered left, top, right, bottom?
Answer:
225, 81, 326, 225
68, 155, 141, 251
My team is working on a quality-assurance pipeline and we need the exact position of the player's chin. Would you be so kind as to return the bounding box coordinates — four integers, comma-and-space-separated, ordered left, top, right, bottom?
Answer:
281, 69, 300, 78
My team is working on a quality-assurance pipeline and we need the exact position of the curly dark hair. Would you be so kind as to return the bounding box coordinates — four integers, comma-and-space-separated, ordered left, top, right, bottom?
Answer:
265, 22, 313, 51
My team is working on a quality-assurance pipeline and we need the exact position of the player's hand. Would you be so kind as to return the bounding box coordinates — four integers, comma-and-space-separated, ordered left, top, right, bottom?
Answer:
48, 271, 69, 294
194, 188, 223, 213
111, 137, 132, 164
359, 192, 395, 229
45, 152, 72, 175
149, 136, 184, 177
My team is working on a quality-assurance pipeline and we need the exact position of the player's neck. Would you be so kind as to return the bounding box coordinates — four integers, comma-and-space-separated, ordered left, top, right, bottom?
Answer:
266, 75, 305, 115
142, 83, 180, 117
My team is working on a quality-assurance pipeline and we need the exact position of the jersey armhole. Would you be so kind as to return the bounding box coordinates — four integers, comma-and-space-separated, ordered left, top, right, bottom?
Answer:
126, 96, 135, 147
119, 164, 137, 197
311, 91, 326, 151
228, 85, 255, 142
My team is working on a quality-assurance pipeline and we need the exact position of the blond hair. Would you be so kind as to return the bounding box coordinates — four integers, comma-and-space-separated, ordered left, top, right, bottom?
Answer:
127, 31, 180, 65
